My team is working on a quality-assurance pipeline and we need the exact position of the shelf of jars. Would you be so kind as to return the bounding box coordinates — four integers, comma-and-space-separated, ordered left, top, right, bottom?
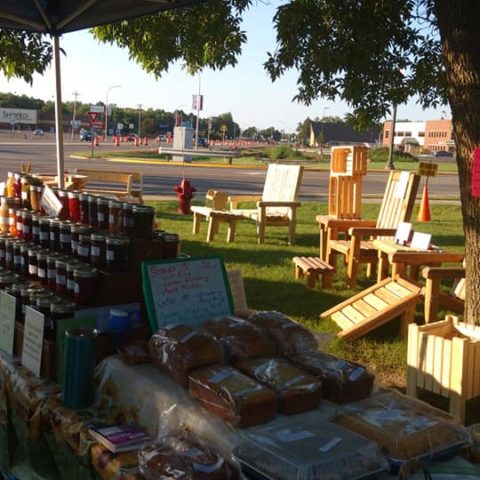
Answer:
0, 171, 180, 379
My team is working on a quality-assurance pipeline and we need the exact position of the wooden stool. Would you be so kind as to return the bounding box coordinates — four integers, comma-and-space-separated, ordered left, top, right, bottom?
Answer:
192, 208, 239, 242
293, 256, 334, 289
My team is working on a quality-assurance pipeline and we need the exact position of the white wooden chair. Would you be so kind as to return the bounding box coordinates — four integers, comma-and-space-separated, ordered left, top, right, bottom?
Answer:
228, 164, 303, 244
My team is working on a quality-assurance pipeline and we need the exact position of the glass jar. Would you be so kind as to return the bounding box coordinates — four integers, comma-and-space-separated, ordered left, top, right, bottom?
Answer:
21, 177, 30, 209
57, 189, 69, 220
19, 243, 31, 276
68, 191, 81, 222
47, 252, 62, 290
162, 233, 180, 259
21, 286, 45, 313
15, 209, 23, 239
30, 185, 41, 213
27, 245, 41, 278
77, 234, 91, 263
39, 217, 50, 248
8, 208, 16, 236
97, 197, 109, 230
108, 201, 122, 234
13, 173, 21, 199
71, 224, 91, 257
13, 241, 25, 274
66, 261, 83, 297
55, 258, 69, 296
90, 233, 106, 269
31, 214, 40, 244
0, 272, 17, 290
132, 205, 155, 239
121, 202, 134, 237
0, 234, 11, 269
11, 282, 28, 322
79, 193, 89, 224
88, 195, 98, 227
73, 267, 99, 306
49, 218, 61, 251
105, 236, 130, 272
59, 221, 72, 254
21, 210, 33, 242
49, 301, 76, 338
36, 251, 49, 285
5, 238, 19, 271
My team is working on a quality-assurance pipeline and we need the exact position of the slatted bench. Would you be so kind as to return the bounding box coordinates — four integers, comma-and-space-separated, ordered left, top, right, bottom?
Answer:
292, 256, 334, 289
320, 277, 422, 339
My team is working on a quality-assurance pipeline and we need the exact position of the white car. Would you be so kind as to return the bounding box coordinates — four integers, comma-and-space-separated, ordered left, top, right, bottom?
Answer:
33, 129, 44, 136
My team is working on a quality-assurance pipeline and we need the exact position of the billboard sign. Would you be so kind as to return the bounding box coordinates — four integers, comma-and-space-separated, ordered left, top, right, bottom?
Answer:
0, 108, 37, 125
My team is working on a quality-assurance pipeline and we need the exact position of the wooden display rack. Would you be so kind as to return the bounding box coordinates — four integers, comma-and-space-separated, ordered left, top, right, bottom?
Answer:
328, 146, 368, 219
407, 315, 480, 423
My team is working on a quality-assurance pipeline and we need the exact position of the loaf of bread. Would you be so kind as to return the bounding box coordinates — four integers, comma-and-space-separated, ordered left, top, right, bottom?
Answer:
139, 437, 234, 480
335, 390, 468, 461
235, 357, 322, 415
149, 324, 223, 386
188, 365, 277, 428
117, 340, 151, 365
202, 316, 275, 361
246, 311, 317, 356
292, 351, 374, 404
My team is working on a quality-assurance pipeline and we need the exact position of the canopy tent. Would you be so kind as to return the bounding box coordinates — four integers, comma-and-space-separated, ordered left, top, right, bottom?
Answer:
0, 0, 205, 187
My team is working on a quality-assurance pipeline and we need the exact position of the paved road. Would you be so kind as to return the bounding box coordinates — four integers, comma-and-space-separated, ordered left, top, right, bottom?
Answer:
0, 141, 460, 200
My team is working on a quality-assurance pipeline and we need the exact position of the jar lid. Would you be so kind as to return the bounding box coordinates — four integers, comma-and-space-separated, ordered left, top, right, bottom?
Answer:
31, 213, 39, 221
66, 261, 83, 272
39, 217, 50, 225
97, 197, 110, 205
28, 290, 50, 303
163, 233, 180, 241
122, 202, 133, 210
0, 233, 12, 241
36, 294, 59, 308
0, 274, 17, 285
132, 205, 155, 213
91, 233, 106, 241
106, 235, 130, 246
78, 234, 91, 242
88, 195, 99, 203
28, 246, 42, 255
20, 243, 33, 252
36, 251, 49, 260
11, 283, 29, 293
67, 191, 79, 198
71, 224, 92, 233
51, 300, 75, 314
79, 193, 90, 200
46, 252, 61, 262
55, 258, 69, 268
49, 218, 61, 227
58, 190, 68, 197
21, 210, 32, 219
108, 200, 122, 208
73, 266, 98, 278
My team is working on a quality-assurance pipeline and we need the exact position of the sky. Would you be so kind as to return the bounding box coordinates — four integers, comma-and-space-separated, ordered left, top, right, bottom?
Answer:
0, 1, 449, 132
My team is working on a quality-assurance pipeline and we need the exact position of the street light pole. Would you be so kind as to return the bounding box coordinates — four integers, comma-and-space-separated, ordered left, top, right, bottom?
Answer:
71, 91, 79, 140
105, 85, 121, 139
322, 106, 329, 120
194, 74, 201, 150
386, 103, 397, 170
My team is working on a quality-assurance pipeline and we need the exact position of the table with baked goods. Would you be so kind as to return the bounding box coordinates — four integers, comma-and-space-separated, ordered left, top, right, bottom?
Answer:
372, 239, 465, 282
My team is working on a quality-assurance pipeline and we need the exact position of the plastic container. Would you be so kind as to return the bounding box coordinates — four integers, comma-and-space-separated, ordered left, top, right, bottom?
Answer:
233, 413, 389, 480
108, 308, 131, 350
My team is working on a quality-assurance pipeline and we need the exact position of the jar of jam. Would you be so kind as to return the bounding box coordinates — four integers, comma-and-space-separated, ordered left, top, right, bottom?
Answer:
19, 243, 31, 276
13, 241, 25, 274
0, 234, 11, 269
77, 234, 91, 262
73, 267, 99, 306
21, 210, 33, 242
30, 185, 41, 213
27, 245, 41, 278
108, 201, 123, 234
15, 209, 23, 239
68, 191, 81, 222
50, 301, 76, 338
49, 218, 61, 251
57, 189, 69, 220
71, 225, 91, 257
88, 195, 98, 227
66, 261, 83, 297
79, 193, 89, 224
47, 252, 62, 290
36, 251, 49, 285
121, 203, 134, 237
11, 282, 29, 321
59, 221, 72, 254
39, 217, 50, 248
0, 272, 17, 290
55, 258, 69, 295
105, 236, 130, 272
5, 238, 19, 271
8, 208, 16, 236
132, 205, 155, 239
162, 233, 180, 259
97, 197, 109, 230
22, 286, 45, 313
31, 214, 40, 244
90, 233, 106, 269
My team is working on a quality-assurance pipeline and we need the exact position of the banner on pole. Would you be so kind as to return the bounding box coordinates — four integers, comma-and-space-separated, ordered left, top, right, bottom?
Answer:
192, 94, 204, 111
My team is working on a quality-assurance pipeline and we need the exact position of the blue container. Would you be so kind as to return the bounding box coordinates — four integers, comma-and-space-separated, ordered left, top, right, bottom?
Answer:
108, 309, 132, 350
63, 328, 98, 410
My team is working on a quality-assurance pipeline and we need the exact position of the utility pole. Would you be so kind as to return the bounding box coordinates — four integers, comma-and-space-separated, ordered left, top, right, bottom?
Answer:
71, 91, 79, 140
194, 74, 201, 150
137, 104, 142, 138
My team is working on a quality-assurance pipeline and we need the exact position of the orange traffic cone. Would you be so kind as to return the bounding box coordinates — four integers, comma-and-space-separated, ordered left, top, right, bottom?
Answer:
115, 136, 120, 147
417, 184, 431, 222
144, 136, 148, 146
94, 136, 99, 147
134, 137, 139, 147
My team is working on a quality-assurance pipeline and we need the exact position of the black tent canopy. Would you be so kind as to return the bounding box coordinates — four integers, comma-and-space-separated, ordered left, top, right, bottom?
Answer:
0, 0, 204, 187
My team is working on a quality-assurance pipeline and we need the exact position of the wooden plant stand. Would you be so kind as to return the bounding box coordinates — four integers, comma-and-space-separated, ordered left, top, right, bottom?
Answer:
292, 256, 334, 289
407, 315, 480, 424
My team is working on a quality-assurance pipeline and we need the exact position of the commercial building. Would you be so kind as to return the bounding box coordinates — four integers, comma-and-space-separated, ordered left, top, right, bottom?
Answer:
382, 119, 454, 153
309, 121, 380, 147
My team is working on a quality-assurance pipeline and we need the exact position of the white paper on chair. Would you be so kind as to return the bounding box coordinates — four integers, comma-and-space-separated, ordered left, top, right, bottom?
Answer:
410, 232, 431, 250
395, 171, 410, 199
394, 222, 412, 245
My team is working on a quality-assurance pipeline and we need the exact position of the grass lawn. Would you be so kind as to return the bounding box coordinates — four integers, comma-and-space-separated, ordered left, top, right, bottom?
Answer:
148, 199, 464, 391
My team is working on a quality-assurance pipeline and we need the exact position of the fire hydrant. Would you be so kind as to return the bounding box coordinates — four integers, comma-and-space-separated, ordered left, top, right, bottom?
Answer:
174, 178, 196, 214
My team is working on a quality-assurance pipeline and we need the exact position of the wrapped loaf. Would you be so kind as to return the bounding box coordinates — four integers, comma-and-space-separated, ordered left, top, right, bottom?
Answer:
292, 351, 374, 404
149, 324, 223, 386
235, 357, 322, 415
188, 365, 277, 428
246, 311, 317, 356
202, 316, 275, 361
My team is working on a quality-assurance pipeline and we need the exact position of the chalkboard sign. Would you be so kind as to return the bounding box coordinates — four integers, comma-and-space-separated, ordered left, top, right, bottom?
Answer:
142, 256, 234, 331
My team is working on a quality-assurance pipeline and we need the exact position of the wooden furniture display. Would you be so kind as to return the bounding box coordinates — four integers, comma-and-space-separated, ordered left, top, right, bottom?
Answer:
292, 256, 334, 289
228, 164, 303, 244
407, 315, 480, 423
76, 168, 143, 202
373, 239, 465, 283
191, 190, 240, 242
326, 171, 420, 288
320, 276, 422, 339
32, 172, 88, 190
422, 264, 465, 324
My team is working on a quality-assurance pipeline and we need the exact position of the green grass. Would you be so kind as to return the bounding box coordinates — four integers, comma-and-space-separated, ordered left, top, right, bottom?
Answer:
148, 200, 464, 390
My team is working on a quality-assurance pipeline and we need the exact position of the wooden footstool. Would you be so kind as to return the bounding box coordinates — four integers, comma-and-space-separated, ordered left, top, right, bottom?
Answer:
192, 207, 239, 242
293, 256, 334, 289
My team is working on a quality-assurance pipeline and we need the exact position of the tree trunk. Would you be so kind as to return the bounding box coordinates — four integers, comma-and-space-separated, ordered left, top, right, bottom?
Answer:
434, 1, 480, 324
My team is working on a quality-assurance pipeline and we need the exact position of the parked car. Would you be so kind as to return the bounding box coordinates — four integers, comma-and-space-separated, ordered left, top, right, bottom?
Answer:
80, 131, 93, 142
126, 133, 137, 142
157, 134, 168, 143
196, 137, 208, 148
433, 150, 454, 157
32, 129, 44, 136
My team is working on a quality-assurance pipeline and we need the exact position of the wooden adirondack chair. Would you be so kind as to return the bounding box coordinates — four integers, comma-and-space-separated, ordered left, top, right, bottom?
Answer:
228, 164, 303, 244
422, 263, 465, 324
327, 170, 420, 288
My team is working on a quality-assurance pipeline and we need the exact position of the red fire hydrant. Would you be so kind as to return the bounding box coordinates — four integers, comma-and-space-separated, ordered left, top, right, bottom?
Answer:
174, 178, 196, 214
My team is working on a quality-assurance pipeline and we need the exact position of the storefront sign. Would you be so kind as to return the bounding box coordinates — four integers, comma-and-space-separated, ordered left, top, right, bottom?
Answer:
22, 306, 45, 377
142, 256, 233, 331
0, 291, 16, 355
0, 107, 37, 125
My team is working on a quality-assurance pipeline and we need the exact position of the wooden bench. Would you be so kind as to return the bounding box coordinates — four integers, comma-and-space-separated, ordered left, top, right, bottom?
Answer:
292, 256, 334, 289
76, 168, 143, 202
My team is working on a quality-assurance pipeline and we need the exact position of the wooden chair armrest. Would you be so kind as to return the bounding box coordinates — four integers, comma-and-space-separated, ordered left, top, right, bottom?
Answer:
228, 195, 261, 209
257, 201, 301, 208
347, 227, 396, 238
422, 266, 466, 281
317, 218, 377, 228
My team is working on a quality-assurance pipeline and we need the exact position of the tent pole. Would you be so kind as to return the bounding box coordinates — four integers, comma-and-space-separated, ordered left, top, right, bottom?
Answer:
52, 34, 65, 189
